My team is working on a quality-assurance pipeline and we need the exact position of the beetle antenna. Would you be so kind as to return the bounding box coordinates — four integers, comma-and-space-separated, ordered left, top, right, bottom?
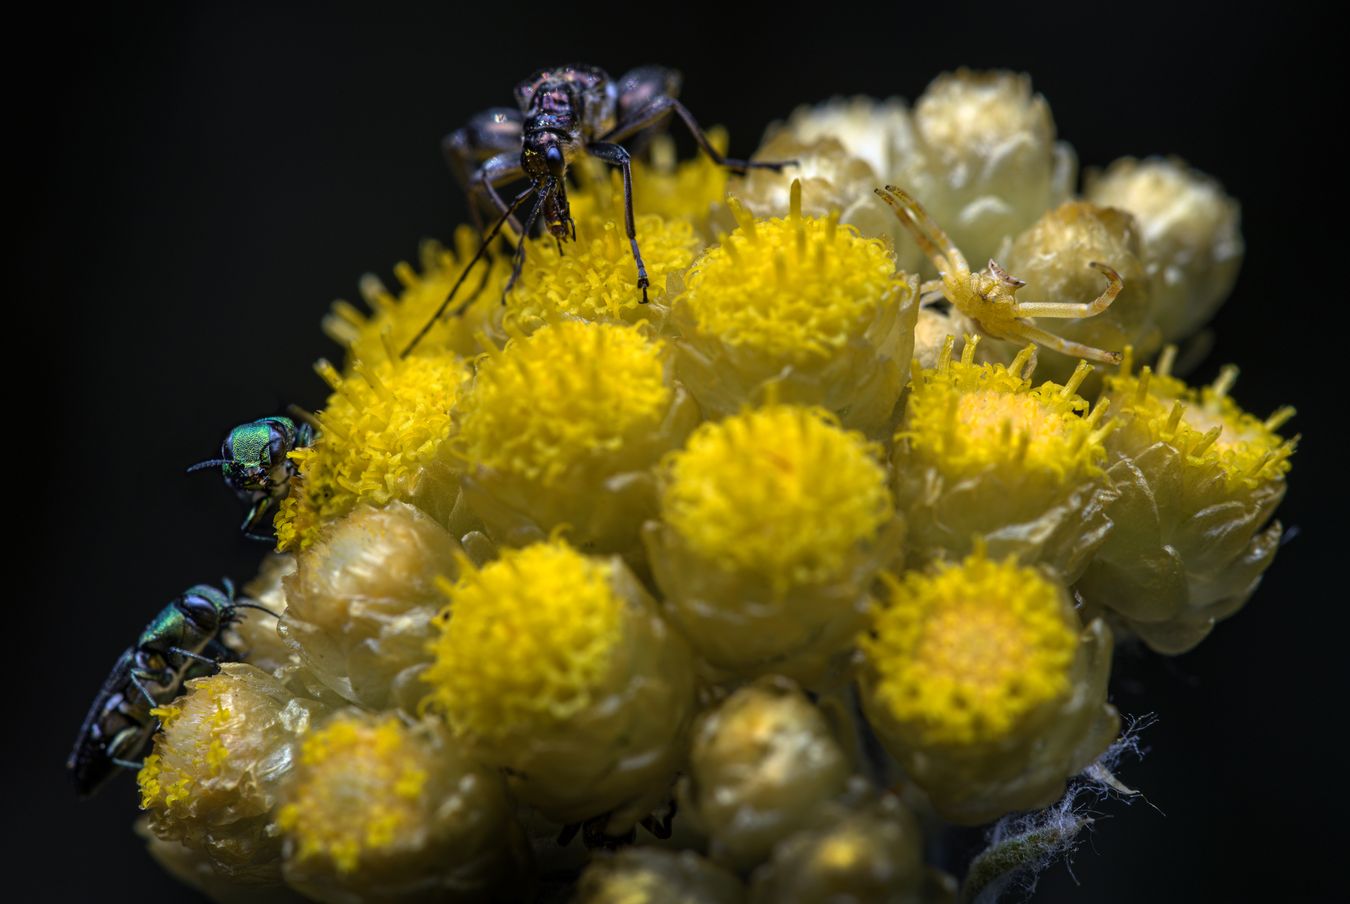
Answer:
402, 183, 538, 358
186, 459, 232, 473
232, 601, 282, 619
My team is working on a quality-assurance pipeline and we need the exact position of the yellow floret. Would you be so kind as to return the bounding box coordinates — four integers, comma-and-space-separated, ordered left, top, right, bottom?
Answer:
275, 353, 468, 552
862, 551, 1078, 747
137, 695, 230, 810
421, 541, 624, 742
453, 320, 671, 486
506, 211, 701, 327
323, 228, 511, 365
678, 190, 902, 361
660, 405, 892, 589
275, 715, 429, 874
902, 337, 1111, 482
1107, 346, 1296, 491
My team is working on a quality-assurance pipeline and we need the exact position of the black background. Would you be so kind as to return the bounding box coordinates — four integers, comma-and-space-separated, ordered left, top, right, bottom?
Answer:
13, 3, 1346, 901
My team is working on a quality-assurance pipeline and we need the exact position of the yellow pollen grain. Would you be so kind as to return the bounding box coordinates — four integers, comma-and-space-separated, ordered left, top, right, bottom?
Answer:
277, 715, 429, 874
453, 320, 671, 487
660, 405, 892, 590
275, 353, 468, 552
861, 551, 1077, 747
678, 201, 903, 361
421, 540, 624, 743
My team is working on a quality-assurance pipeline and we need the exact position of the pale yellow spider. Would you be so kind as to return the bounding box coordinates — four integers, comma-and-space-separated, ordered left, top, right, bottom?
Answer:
875, 185, 1124, 365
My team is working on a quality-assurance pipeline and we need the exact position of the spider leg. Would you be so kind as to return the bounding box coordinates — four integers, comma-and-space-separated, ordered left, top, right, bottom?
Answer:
1013, 262, 1124, 319
874, 186, 970, 275
600, 96, 791, 174
1012, 321, 1122, 365
919, 278, 948, 307
587, 141, 649, 303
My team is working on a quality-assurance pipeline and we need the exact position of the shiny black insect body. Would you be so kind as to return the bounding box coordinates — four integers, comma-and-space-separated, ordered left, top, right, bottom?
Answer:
402, 63, 792, 356
188, 415, 315, 541
67, 581, 269, 797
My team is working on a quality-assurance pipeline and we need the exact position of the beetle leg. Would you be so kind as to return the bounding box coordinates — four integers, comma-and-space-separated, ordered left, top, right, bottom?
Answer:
169, 646, 221, 670
588, 141, 649, 303
601, 96, 792, 174
473, 153, 529, 239
240, 496, 274, 543
112, 757, 146, 771
129, 671, 160, 709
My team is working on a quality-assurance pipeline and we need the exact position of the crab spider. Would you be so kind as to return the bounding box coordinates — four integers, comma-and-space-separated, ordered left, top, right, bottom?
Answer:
875, 185, 1124, 365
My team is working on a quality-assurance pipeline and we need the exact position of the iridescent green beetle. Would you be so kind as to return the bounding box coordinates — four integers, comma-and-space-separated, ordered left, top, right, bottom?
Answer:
189, 416, 316, 541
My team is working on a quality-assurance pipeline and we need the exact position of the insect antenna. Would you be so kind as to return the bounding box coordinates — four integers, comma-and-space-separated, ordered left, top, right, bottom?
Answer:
186, 459, 233, 473
401, 184, 537, 358
232, 601, 282, 619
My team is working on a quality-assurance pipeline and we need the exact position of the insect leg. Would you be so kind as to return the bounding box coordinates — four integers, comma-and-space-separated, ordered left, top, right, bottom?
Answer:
129, 671, 160, 709
601, 97, 791, 174
444, 108, 525, 232
169, 646, 222, 669
112, 758, 146, 771
401, 184, 537, 358
587, 141, 649, 303
504, 184, 552, 297
473, 153, 529, 239
240, 497, 274, 543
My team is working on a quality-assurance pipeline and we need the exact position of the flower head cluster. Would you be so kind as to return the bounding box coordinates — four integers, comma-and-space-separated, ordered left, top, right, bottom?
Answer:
120, 68, 1292, 902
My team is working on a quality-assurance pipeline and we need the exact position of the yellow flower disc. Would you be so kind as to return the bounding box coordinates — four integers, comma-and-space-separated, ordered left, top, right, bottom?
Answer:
862, 552, 1078, 747
275, 714, 430, 875
454, 320, 672, 487
660, 405, 892, 588
1106, 349, 1295, 491
902, 337, 1110, 483
275, 353, 468, 552
678, 200, 900, 361
422, 540, 624, 742
508, 211, 701, 326
137, 694, 232, 812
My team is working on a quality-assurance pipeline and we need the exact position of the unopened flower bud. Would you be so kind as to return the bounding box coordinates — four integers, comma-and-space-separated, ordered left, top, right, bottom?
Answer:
576, 848, 745, 904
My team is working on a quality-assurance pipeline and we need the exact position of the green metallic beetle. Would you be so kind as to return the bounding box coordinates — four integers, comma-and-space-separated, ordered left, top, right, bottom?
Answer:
188, 415, 316, 541
67, 580, 275, 797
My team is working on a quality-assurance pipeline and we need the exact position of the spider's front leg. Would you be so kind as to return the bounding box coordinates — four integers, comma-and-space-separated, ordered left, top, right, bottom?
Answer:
875, 186, 970, 277
587, 141, 649, 303
1011, 261, 1124, 320
1007, 322, 1124, 366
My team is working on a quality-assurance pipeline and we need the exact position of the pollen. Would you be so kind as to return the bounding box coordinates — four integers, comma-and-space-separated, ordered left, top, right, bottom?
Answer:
861, 551, 1078, 747
275, 714, 430, 875
138, 691, 234, 810
901, 337, 1111, 482
676, 190, 904, 361
506, 211, 701, 327
275, 353, 469, 552
322, 227, 511, 365
453, 320, 672, 487
659, 405, 893, 590
421, 540, 624, 743
1106, 347, 1296, 490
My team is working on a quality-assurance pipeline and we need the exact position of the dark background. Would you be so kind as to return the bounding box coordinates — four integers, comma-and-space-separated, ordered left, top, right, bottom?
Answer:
13, 3, 1345, 901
